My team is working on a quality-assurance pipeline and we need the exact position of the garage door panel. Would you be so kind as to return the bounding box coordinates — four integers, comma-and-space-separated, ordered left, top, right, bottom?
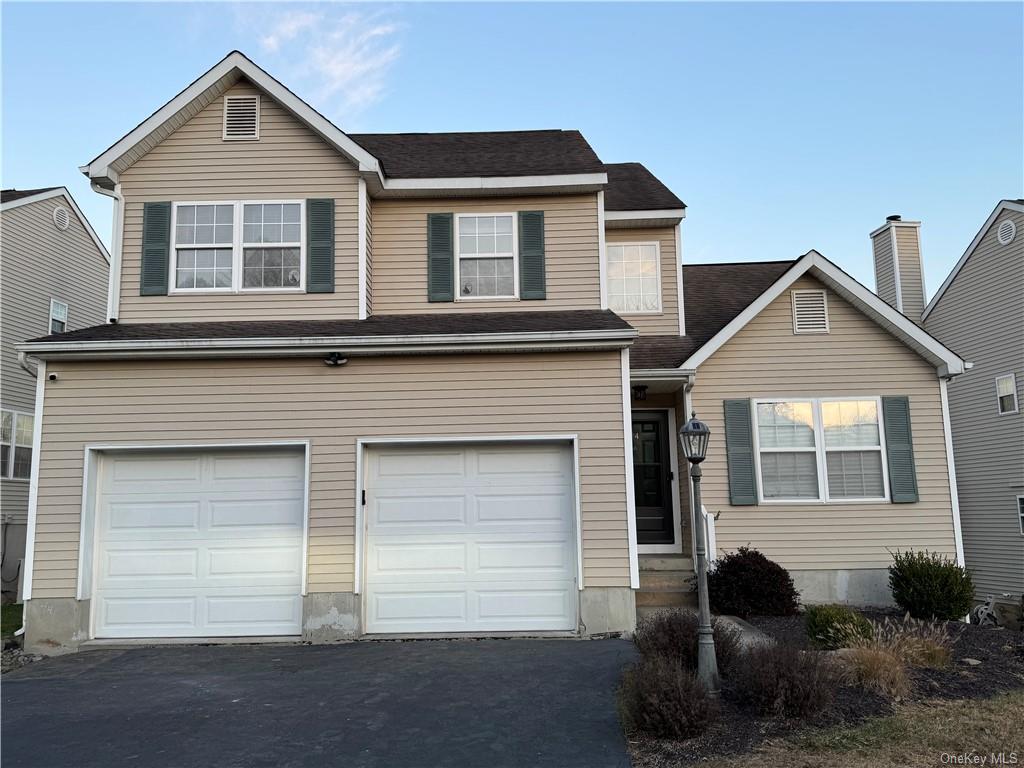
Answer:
94, 449, 304, 639
374, 494, 467, 527
475, 447, 570, 480
373, 542, 467, 575
476, 588, 574, 622
475, 492, 572, 526
377, 450, 465, 480
476, 541, 573, 574
371, 591, 468, 625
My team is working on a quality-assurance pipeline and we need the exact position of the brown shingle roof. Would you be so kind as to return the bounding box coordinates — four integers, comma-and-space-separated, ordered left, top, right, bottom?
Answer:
27, 310, 632, 344
630, 260, 795, 369
603, 163, 685, 211
1, 187, 60, 204
349, 130, 605, 179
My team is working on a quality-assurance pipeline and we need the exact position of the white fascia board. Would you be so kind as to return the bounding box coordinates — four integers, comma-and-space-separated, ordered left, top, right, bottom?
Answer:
18, 328, 638, 359
604, 209, 687, 222
922, 200, 1024, 321
380, 172, 608, 192
83, 51, 382, 184
1, 188, 111, 264
678, 251, 965, 376
630, 368, 694, 380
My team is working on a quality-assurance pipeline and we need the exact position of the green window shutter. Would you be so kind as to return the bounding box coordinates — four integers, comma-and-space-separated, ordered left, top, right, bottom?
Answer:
518, 211, 546, 300
882, 396, 919, 503
140, 202, 171, 296
724, 399, 759, 505
427, 213, 454, 302
306, 199, 335, 293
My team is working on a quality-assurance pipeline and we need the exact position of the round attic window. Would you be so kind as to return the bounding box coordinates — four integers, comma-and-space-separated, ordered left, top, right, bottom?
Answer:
52, 206, 71, 232
996, 219, 1016, 246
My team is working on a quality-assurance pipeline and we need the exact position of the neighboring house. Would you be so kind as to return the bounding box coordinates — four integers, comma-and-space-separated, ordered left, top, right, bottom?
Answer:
0, 187, 110, 602
914, 201, 1023, 621
17, 52, 965, 652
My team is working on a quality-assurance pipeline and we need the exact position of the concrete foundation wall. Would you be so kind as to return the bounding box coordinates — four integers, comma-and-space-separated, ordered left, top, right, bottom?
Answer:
790, 569, 893, 608
302, 592, 360, 642
580, 587, 636, 635
24, 598, 90, 654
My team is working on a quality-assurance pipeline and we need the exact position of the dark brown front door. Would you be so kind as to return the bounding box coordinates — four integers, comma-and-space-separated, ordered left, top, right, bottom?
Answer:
632, 411, 674, 545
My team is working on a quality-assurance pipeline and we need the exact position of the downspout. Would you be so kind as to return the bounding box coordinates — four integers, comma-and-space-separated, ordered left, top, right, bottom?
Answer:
91, 182, 123, 322
17, 350, 37, 378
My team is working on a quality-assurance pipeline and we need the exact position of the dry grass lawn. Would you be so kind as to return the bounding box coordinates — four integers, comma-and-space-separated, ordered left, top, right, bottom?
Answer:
717, 691, 1024, 768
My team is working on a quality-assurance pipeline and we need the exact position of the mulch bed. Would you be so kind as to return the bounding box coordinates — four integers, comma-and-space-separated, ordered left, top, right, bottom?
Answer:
628, 612, 1024, 767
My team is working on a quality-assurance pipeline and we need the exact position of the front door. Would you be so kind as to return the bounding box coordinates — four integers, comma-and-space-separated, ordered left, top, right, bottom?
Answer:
632, 412, 674, 545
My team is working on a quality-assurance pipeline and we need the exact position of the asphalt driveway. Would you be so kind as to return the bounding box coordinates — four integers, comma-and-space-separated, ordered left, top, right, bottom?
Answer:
2, 638, 636, 768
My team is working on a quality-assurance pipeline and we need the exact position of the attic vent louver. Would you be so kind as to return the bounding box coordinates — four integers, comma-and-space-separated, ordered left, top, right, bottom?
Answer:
52, 206, 70, 231
223, 95, 260, 140
791, 289, 829, 334
997, 219, 1016, 246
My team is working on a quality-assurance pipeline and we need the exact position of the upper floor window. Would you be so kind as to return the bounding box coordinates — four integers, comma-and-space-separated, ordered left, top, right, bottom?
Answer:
49, 299, 68, 334
1, 410, 34, 480
996, 374, 1018, 415
753, 398, 888, 503
1018, 496, 1024, 536
456, 214, 516, 299
171, 201, 304, 293
607, 243, 661, 314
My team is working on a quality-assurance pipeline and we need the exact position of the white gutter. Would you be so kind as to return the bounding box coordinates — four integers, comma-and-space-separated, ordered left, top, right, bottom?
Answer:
605, 209, 687, 222
18, 328, 638, 360
379, 172, 607, 192
17, 350, 37, 378
91, 182, 123, 321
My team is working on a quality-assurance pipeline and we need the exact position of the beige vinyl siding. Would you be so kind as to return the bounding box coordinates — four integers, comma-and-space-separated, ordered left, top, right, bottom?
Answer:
894, 226, 926, 321
31, 351, 631, 598
924, 207, 1024, 598
370, 195, 601, 314
1, 196, 109, 524
116, 81, 360, 323
872, 229, 897, 310
691, 275, 956, 570
606, 227, 680, 335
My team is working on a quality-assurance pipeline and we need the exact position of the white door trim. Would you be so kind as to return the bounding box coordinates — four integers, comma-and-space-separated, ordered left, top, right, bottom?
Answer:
75, 441, 312, 635
354, 434, 584, 599
635, 407, 684, 555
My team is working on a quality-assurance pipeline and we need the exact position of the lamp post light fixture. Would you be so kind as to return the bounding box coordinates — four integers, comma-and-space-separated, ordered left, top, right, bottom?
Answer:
679, 411, 720, 696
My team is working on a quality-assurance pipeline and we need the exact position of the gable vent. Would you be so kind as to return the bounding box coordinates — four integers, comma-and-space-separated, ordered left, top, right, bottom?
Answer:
52, 205, 70, 231
223, 95, 260, 140
997, 219, 1016, 246
791, 289, 829, 334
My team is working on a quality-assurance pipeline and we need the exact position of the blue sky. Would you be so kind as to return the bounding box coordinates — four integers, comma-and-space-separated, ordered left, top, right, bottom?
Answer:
3, 2, 1021, 293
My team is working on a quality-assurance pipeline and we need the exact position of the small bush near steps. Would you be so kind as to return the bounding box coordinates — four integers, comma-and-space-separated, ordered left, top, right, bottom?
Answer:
805, 604, 873, 650
707, 547, 800, 618
618, 656, 719, 739
732, 643, 840, 718
632, 609, 744, 676
888, 549, 974, 621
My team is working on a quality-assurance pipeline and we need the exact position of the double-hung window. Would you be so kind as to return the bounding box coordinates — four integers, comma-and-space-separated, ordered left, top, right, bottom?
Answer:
49, 299, 68, 334
996, 374, 1018, 415
606, 243, 662, 314
753, 398, 888, 502
171, 201, 304, 293
1, 410, 34, 480
455, 214, 516, 299
1018, 496, 1024, 536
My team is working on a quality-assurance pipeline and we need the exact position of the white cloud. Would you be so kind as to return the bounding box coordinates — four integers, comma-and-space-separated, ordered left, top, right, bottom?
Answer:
241, 6, 401, 119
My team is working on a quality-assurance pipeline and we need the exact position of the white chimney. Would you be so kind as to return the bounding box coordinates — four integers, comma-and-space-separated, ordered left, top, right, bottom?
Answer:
870, 215, 926, 321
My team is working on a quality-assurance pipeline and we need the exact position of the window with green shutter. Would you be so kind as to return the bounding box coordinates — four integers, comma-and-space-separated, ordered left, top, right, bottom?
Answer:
305, 198, 335, 293
518, 211, 546, 300
882, 396, 919, 503
427, 213, 454, 302
140, 201, 172, 296
724, 399, 759, 505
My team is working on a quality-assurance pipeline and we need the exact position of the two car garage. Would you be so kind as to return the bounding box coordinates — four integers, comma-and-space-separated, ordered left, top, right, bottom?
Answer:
89, 441, 580, 640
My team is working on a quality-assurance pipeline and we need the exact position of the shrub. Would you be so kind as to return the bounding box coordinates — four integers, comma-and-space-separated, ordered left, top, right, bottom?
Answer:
708, 547, 800, 617
805, 604, 873, 650
888, 550, 974, 621
866, 614, 954, 669
732, 643, 840, 718
837, 646, 909, 699
632, 609, 744, 675
618, 656, 719, 739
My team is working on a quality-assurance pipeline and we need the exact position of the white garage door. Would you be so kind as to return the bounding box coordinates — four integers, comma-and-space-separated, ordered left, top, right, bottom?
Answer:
364, 443, 578, 634
93, 449, 305, 638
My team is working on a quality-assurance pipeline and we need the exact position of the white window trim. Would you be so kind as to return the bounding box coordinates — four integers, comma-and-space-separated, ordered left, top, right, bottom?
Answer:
751, 396, 890, 505
454, 212, 519, 301
995, 373, 1019, 415
168, 200, 306, 295
1017, 495, 1024, 536
222, 94, 260, 141
49, 298, 68, 334
791, 289, 830, 334
1, 409, 34, 481
605, 240, 663, 315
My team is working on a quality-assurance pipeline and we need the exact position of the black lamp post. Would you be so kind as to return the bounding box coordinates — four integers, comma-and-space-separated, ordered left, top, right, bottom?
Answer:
679, 411, 720, 695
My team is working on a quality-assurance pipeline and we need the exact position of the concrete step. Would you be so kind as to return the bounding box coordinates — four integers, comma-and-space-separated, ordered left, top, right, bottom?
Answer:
639, 556, 694, 572
635, 589, 698, 609
639, 570, 695, 592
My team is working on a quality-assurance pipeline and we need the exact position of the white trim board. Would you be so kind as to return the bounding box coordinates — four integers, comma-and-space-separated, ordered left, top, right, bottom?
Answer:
597, 191, 608, 310
675, 222, 686, 336
678, 250, 965, 378
357, 178, 368, 319
1, 187, 111, 264
620, 349, 641, 588
20, 361, 47, 600
353, 434, 586, 595
923, 200, 1024, 321
634, 407, 685, 556
939, 379, 966, 566
605, 209, 687, 222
